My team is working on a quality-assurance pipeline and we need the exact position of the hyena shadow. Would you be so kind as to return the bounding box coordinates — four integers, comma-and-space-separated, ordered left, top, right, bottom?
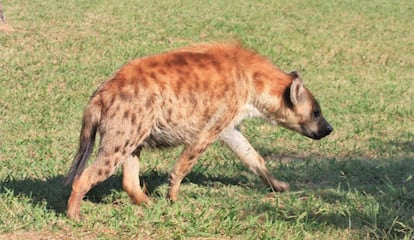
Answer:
0, 174, 127, 214
0, 175, 70, 214
0, 169, 249, 214
140, 169, 250, 197
88, 169, 250, 201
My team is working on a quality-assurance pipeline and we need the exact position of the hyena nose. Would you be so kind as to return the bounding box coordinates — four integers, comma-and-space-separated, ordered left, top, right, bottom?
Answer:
326, 124, 333, 134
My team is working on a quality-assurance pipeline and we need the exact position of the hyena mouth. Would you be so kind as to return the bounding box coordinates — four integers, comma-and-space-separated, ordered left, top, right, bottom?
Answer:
312, 125, 333, 140
302, 124, 333, 140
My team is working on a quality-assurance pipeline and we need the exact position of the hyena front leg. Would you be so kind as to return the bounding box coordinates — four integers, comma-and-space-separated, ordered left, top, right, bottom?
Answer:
219, 128, 289, 192
122, 150, 150, 204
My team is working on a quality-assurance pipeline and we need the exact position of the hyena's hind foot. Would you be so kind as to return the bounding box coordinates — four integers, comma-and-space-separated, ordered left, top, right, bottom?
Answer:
66, 147, 127, 220
122, 154, 150, 204
66, 163, 117, 221
67, 180, 83, 221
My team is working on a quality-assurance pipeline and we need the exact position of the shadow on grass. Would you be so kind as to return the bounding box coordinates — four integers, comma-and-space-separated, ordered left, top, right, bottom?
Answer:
252, 156, 414, 238
0, 168, 249, 215
0, 154, 413, 238
0, 175, 69, 214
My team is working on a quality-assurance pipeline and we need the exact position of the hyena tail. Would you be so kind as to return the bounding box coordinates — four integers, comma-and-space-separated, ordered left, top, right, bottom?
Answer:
64, 99, 101, 186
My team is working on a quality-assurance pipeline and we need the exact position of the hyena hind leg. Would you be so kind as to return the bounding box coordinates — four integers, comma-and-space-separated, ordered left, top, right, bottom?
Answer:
67, 133, 146, 220
168, 146, 202, 201
168, 140, 216, 201
122, 151, 150, 204
67, 152, 121, 220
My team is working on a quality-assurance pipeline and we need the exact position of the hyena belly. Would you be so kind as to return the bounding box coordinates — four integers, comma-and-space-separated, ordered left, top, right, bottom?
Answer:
140, 88, 243, 149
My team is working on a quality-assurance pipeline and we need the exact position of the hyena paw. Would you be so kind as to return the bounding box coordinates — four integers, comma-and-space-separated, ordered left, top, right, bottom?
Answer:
67, 210, 81, 221
270, 180, 290, 192
132, 193, 151, 205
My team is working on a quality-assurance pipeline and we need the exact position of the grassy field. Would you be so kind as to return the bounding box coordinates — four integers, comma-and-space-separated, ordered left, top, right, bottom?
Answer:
0, 0, 413, 239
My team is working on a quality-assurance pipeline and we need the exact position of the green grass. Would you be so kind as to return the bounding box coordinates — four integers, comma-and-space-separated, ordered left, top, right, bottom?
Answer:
1, 0, 413, 239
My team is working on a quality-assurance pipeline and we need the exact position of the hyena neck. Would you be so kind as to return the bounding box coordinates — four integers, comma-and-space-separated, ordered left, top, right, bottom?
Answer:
247, 62, 293, 122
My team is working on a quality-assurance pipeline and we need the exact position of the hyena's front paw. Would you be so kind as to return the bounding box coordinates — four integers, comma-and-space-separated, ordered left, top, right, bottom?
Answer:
270, 180, 290, 192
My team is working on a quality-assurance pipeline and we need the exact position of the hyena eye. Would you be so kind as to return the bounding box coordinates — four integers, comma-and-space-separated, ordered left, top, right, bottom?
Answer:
313, 109, 321, 118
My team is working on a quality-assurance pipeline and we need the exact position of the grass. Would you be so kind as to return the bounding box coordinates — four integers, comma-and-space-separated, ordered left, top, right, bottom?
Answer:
0, 0, 413, 239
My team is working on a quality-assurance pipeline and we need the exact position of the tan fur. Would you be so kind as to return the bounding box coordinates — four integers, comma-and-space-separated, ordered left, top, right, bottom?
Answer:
65, 42, 332, 220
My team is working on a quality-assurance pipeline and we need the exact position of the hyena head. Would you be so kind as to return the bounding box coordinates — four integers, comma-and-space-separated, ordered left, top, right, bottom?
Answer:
278, 71, 333, 140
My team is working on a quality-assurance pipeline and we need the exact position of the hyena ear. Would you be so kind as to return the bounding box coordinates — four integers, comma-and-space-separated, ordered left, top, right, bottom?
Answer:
289, 72, 304, 106
289, 71, 299, 79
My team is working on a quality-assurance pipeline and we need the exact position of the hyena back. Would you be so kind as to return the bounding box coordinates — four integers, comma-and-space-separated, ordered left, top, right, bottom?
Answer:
65, 42, 333, 220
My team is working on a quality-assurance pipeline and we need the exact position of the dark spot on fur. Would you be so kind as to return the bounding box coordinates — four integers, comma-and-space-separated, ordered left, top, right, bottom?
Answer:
124, 140, 130, 147
203, 108, 211, 121
119, 91, 131, 101
197, 148, 205, 155
189, 92, 197, 105
109, 110, 118, 119
131, 114, 136, 125
98, 169, 103, 176
211, 59, 221, 72
148, 61, 159, 68
105, 159, 110, 166
213, 125, 223, 134
137, 124, 142, 134
110, 96, 116, 105
135, 66, 144, 76
176, 68, 184, 75
145, 95, 156, 108
164, 61, 172, 68
150, 72, 156, 79
171, 54, 188, 66
176, 78, 184, 95
197, 62, 207, 69
188, 52, 210, 63
194, 80, 200, 90
104, 169, 111, 176
124, 110, 130, 119
116, 77, 127, 89
114, 146, 121, 153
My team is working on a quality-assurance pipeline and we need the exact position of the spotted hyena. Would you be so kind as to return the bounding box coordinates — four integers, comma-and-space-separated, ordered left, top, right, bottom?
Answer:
65, 42, 333, 220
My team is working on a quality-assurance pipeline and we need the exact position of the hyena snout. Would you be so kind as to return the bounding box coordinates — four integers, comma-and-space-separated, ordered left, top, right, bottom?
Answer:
302, 118, 333, 140
315, 120, 333, 139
